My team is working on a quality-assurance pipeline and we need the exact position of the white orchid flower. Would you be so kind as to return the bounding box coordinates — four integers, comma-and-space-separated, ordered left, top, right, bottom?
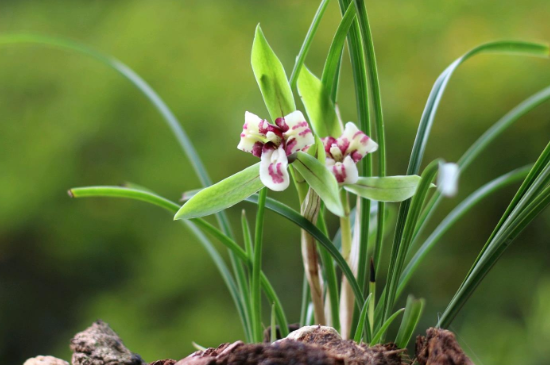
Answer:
322, 122, 378, 185
237, 110, 314, 191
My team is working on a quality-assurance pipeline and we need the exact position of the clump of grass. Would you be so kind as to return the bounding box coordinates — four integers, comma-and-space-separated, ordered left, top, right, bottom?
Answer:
4, 0, 549, 351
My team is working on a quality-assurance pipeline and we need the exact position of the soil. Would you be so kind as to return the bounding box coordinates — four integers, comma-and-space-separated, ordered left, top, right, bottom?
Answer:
23, 321, 473, 365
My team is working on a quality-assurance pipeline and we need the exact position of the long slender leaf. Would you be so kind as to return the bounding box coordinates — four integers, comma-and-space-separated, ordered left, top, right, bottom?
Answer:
321, 3, 356, 97
69, 186, 289, 338
413, 86, 550, 248
398, 166, 531, 297
384, 40, 549, 328
353, 293, 373, 343
175, 163, 263, 220
252, 188, 268, 342
381, 161, 440, 327
289, 0, 331, 89
395, 296, 424, 349
353, 0, 388, 290
68, 187, 253, 339
252, 25, 296, 120
371, 308, 405, 345
293, 152, 345, 216
439, 144, 550, 327
245, 194, 365, 307
407, 41, 548, 177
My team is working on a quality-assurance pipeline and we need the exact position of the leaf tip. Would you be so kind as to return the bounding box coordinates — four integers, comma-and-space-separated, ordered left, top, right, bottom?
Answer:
67, 189, 75, 198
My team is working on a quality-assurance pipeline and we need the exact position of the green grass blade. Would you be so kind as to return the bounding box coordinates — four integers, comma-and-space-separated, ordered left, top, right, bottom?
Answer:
68, 186, 251, 340
69, 185, 288, 340
289, 0, 331, 89
245, 194, 365, 307
353, 293, 373, 343
381, 161, 440, 328
353, 0, 388, 287
242, 210, 254, 258
321, 2, 356, 97
252, 188, 268, 342
317, 204, 340, 332
371, 308, 405, 345
336, 2, 374, 334
270, 303, 277, 342
413, 86, 550, 247
395, 296, 424, 349
0, 34, 215, 188
398, 166, 531, 297
439, 147, 550, 327
383, 40, 549, 328
407, 41, 548, 177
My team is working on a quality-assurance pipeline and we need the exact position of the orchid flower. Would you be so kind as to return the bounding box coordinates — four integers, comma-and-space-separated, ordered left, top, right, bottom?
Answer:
237, 110, 314, 191
322, 122, 378, 185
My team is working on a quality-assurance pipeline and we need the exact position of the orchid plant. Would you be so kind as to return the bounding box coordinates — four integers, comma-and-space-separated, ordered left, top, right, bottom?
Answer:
10, 0, 550, 353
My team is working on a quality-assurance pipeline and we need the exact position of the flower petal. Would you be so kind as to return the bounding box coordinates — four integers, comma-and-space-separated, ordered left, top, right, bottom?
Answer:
279, 110, 314, 155
438, 162, 459, 197
338, 122, 378, 163
330, 156, 359, 185
237, 112, 269, 157
260, 144, 290, 191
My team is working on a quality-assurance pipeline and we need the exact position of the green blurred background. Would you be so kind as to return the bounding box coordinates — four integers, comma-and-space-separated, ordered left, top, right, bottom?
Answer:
0, 0, 549, 364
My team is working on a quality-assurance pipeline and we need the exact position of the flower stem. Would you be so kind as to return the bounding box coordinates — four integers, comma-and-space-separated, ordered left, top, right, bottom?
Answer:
338, 190, 354, 338
252, 187, 268, 343
300, 188, 326, 325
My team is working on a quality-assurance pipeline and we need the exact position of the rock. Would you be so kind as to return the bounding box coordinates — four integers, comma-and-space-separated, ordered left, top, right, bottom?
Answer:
23, 356, 69, 365
415, 328, 473, 365
70, 320, 146, 365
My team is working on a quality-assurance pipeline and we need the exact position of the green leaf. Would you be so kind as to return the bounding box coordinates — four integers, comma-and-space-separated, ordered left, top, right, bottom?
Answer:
252, 188, 268, 342
244, 194, 365, 309
371, 308, 405, 345
297, 66, 341, 138
439, 143, 550, 328
395, 296, 425, 349
175, 163, 263, 220
398, 166, 530, 298
68, 186, 251, 340
289, 0, 331, 89
353, 293, 373, 343
380, 161, 440, 329
252, 25, 296, 120
321, 2, 356, 97
344, 175, 424, 202
293, 152, 345, 216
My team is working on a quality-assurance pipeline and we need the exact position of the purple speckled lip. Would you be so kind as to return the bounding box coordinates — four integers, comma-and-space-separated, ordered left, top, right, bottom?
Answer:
238, 110, 314, 191
322, 122, 378, 185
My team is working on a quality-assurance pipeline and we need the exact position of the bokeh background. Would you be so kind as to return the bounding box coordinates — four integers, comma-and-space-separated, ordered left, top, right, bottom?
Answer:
1, 0, 549, 364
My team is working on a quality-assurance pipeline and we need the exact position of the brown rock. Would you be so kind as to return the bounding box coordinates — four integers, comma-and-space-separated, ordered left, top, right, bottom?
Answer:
415, 328, 473, 365
70, 320, 146, 365
23, 356, 69, 365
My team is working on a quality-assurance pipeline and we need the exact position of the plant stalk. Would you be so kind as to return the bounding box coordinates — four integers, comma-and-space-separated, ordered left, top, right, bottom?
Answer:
301, 188, 326, 325
339, 190, 355, 338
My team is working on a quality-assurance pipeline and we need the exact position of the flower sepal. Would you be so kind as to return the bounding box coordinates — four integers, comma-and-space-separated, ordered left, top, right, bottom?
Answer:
343, 175, 430, 203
